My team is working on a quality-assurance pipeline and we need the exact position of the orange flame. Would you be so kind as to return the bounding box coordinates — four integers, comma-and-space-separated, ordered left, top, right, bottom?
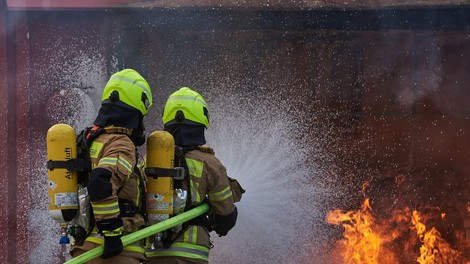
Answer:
327, 199, 467, 264
326, 198, 399, 264
412, 210, 462, 264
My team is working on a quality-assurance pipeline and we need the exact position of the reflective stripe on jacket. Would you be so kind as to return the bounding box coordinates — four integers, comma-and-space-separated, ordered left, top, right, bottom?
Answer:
145, 225, 210, 261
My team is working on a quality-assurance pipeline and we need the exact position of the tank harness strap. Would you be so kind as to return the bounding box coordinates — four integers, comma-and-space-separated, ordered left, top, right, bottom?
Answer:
46, 126, 102, 172
47, 158, 87, 172
119, 198, 137, 217
145, 145, 186, 180
85, 125, 105, 140
145, 167, 185, 180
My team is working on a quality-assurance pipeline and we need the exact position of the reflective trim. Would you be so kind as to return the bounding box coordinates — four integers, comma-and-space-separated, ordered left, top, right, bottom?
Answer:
136, 173, 141, 207
185, 158, 203, 178
208, 185, 233, 202
85, 236, 103, 244
190, 180, 200, 203
91, 201, 120, 215
117, 156, 133, 173
89, 142, 104, 159
145, 242, 209, 260
86, 235, 144, 253
98, 157, 117, 167
110, 75, 151, 97
183, 226, 198, 244
102, 227, 123, 237
167, 95, 208, 107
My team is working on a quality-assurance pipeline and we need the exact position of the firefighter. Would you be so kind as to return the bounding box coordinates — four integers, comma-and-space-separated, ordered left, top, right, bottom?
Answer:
145, 87, 238, 264
70, 69, 153, 264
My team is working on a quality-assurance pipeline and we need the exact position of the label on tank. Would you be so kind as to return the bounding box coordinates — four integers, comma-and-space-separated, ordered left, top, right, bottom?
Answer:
55, 192, 78, 207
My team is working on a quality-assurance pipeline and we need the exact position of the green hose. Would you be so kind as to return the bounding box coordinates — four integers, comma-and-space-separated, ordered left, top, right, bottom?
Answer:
64, 203, 210, 264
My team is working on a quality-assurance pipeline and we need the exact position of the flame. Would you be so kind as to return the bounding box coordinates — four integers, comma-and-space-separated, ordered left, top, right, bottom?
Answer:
327, 199, 467, 264
326, 198, 400, 263
412, 210, 462, 264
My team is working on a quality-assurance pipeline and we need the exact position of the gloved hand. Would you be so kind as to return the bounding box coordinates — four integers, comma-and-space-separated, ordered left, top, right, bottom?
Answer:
102, 235, 123, 259
96, 218, 124, 259
214, 206, 238, 237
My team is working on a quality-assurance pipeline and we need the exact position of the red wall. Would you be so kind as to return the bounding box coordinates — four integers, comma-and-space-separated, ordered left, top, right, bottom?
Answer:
0, 1, 8, 262
0, 4, 30, 262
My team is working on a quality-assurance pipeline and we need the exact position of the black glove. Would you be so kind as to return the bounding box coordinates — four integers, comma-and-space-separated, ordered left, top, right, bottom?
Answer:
102, 235, 123, 259
96, 218, 124, 259
214, 206, 238, 237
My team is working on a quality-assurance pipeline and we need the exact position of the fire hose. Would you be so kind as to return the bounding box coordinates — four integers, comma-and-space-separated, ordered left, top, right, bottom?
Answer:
64, 203, 210, 264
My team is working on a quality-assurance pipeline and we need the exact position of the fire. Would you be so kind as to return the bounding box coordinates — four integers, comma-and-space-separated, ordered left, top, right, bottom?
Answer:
412, 210, 462, 264
326, 198, 401, 263
327, 198, 467, 264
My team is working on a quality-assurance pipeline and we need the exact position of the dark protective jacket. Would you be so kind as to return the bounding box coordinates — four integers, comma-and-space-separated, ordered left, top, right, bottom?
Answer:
145, 147, 237, 263
70, 128, 146, 261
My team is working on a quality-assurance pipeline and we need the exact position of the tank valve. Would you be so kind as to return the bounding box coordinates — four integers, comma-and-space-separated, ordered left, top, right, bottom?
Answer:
59, 225, 70, 244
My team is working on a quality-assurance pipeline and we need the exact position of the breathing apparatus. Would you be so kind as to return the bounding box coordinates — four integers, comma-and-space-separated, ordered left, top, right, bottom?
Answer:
46, 123, 92, 245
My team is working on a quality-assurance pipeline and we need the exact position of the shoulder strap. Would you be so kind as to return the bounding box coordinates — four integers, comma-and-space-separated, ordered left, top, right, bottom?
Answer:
84, 125, 105, 141
172, 146, 192, 211
175, 146, 207, 213
76, 126, 104, 186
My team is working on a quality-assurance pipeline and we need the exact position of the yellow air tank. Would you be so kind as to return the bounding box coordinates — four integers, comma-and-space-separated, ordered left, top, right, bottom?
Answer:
146, 131, 175, 225
46, 124, 79, 223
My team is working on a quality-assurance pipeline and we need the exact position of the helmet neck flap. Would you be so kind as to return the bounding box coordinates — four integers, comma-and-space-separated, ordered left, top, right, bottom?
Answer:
93, 104, 146, 146
164, 123, 206, 148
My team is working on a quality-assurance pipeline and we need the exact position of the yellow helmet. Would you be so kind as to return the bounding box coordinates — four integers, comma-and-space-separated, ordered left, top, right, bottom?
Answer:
101, 69, 153, 116
162, 87, 209, 128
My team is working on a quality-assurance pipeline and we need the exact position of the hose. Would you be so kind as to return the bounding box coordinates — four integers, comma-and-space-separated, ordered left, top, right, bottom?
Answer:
64, 203, 210, 264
